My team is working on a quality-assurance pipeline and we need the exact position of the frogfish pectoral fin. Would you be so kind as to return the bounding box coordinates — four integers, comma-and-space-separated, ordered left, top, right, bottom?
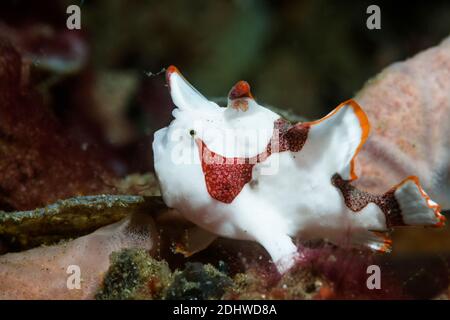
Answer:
173, 226, 218, 257
350, 230, 393, 253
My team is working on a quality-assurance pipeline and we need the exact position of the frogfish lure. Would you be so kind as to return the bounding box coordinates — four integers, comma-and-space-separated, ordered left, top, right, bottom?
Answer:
153, 66, 445, 274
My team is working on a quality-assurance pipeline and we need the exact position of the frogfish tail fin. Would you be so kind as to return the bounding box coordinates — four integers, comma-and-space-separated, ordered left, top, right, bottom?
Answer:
385, 176, 445, 228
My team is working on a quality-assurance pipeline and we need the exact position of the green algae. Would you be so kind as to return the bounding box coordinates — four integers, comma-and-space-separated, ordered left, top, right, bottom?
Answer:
165, 262, 233, 300
96, 248, 172, 300
95, 248, 233, 300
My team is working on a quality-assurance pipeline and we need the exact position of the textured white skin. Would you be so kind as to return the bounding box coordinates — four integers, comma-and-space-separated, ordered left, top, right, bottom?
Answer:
153, 70, 390, 273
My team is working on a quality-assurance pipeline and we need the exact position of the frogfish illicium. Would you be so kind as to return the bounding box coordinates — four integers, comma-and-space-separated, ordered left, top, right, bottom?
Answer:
153, 66, 445, 273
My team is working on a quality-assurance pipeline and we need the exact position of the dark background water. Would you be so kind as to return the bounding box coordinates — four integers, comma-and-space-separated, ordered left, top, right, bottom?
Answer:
2, 0, 450, 119
2, 0, 448, 172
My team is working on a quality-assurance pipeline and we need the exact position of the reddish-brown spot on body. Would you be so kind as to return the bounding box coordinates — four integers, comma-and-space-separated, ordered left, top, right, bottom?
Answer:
331, 174, 405, 228
197, 119, 310, 203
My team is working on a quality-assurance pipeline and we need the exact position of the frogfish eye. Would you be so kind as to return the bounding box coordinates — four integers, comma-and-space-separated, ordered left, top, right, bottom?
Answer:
189, 129, 196, 136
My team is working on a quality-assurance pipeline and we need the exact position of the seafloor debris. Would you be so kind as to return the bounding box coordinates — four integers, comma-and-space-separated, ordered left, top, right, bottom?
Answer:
96, 248, 172, 300
96, 249, 233, 300
224, 264, 328, 300
165, 262, 233, 300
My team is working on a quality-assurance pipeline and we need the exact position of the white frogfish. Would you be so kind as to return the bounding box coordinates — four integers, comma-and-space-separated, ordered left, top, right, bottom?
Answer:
153, 66, 445, 274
